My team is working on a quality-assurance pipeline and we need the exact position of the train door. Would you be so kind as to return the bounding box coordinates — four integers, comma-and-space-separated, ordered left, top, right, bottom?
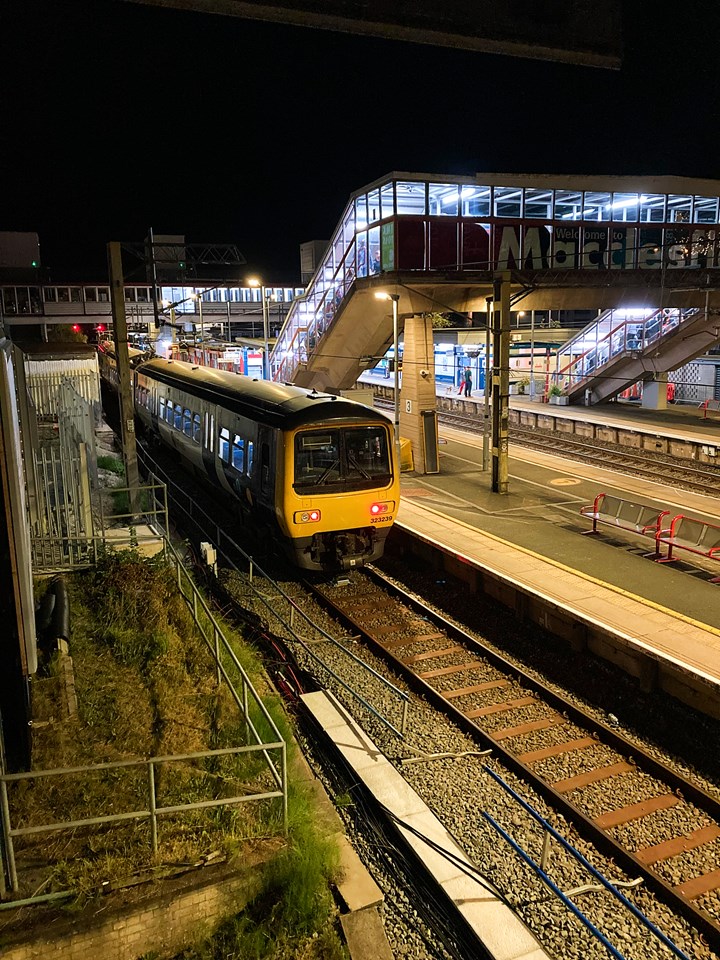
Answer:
257, 426, 273, 503
202, 407, 215, 474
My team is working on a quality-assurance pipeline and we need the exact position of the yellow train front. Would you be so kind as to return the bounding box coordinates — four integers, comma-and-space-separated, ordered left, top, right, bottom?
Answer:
132, 359, 400, 571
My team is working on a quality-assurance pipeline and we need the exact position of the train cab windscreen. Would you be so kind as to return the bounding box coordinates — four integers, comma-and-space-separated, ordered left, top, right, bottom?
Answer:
294, 426, 391, 492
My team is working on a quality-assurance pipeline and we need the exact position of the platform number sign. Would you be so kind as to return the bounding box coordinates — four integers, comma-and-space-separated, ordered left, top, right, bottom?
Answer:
405, 400, 412, 414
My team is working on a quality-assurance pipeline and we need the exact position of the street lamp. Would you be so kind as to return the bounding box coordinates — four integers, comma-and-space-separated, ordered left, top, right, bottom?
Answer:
374, 291, 401, 470
247, 276, 270, 380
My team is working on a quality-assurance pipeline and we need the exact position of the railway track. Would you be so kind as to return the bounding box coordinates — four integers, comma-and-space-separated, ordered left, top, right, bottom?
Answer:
376, 397, 720, 496
306, 566, 720, 954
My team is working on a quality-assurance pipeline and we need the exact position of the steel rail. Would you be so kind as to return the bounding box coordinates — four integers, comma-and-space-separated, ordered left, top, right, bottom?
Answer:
305, 567, 720, 953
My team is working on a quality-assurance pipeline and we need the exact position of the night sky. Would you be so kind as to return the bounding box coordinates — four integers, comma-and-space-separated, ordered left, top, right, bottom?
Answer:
2, 1, 719, 283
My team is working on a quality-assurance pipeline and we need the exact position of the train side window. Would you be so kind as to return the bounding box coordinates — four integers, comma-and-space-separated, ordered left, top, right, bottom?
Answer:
232, 435, 245, 471
183, 409, 192, 437
174, 403, 183, 430
219, 427, 231, 462
247, 440, 254, 476
193, 413, 201, 442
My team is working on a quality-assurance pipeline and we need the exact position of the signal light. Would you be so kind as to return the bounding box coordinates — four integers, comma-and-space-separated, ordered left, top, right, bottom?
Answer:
96, 324, 106, 332
294, 509, 321, 524
72, 324, 81, 332
370, 502, 393, 515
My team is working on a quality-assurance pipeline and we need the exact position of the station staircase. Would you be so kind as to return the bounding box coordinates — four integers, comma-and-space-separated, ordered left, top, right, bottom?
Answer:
556, 307, 720, 404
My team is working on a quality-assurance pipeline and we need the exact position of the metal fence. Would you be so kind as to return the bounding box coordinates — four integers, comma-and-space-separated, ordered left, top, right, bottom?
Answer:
2, 525, 288, 898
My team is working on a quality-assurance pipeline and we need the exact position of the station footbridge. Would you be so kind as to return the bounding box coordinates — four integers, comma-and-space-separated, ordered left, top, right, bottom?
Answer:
270, 172, 720, 415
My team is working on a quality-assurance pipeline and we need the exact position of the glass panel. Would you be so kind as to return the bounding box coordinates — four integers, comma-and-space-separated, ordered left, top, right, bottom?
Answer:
582, 192, 612, 220
43, 287, 57, 302
554, 190, 583, 221
2, 290, 16, 313
395, 181, 427, 216
524, 188, 553, 219
355, 194, 368, 232
124, 288, 136, 302
174, 404, 183, 431
694, 196, 719, 223
610, 193, 639, 221
429, 183, 459, 216
70, 287, 82, 302
84, 287, 97, 302
461, 186, 491, 217
219, 427, 231, 462
57, 288, 70, 302
667, 195, 692, 223
247, 440, 254, 476
294, 427, 390, 490
380, 182, 394, 218
136, 287, 149, 302
639, 194, 666, 222
493, 186, 522, 218
367, 189, 381, 224
368, 227, 381, 276
29, 287, 42, 312
356, 232, 368, 278
183, 410, 192, 437
193, 413, 201, 442
16, 288, 29, 313
232, 435, 245, 471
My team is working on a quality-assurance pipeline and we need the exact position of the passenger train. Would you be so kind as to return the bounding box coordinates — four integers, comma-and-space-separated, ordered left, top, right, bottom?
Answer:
99, 346, 399, 571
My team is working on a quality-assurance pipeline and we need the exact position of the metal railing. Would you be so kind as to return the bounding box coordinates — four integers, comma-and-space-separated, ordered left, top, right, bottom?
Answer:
1, 742, 286, 895
143, 457, 411, 740
9, 489, 288, 897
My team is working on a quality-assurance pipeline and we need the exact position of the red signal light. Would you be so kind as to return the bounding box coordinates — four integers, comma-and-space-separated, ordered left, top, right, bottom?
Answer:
371, 502, 388, 515
96, 324, 106, 332
72, 324, 81, 332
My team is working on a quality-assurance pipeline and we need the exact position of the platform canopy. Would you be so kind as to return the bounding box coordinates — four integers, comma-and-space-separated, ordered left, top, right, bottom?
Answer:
120, 0, 622, 68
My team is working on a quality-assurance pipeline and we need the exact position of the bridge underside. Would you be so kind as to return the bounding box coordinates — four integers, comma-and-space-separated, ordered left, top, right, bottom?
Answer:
291, 271, 720, 393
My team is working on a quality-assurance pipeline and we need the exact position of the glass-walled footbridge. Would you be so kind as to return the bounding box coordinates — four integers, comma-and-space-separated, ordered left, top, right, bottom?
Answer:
270, 172, 720, 398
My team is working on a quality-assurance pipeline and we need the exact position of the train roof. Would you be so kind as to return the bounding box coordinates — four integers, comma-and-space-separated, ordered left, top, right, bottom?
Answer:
137, 358, 389, 429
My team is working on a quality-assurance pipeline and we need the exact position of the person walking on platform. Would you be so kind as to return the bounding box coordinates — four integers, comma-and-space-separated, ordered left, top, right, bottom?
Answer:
463, 366, 472, 397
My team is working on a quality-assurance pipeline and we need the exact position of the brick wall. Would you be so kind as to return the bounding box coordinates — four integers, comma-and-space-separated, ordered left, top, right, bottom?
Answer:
1, 863, 267, 960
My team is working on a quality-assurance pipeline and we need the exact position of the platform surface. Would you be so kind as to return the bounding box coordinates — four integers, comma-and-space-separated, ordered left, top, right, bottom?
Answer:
392, 398, 720, 694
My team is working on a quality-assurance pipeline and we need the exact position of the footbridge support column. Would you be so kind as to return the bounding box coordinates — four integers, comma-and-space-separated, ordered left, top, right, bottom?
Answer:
491, 272, 511, 494
399, 314, 440, 474
642, 373, 668, 410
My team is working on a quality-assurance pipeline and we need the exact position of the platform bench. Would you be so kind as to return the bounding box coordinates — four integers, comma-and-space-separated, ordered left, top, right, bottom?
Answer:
699, 399, 720, 420
655, 515, 720, 582
580, 493, 669, 550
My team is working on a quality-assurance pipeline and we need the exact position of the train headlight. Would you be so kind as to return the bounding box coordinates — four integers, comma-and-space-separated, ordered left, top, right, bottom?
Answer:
294, 509, 321, 524
370, 501, 394, 516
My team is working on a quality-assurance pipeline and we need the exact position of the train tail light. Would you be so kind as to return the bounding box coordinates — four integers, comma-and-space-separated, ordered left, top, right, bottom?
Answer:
294, 509, 321, 524
370, 501, 394, 516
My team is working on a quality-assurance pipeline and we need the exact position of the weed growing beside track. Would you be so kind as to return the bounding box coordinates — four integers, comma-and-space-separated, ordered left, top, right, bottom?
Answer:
11, 551, 346, 960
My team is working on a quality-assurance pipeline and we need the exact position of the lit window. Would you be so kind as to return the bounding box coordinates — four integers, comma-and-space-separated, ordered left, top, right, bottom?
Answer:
493, 186, 522, 218
429, 183, 459, 216
395, 181, 427, 216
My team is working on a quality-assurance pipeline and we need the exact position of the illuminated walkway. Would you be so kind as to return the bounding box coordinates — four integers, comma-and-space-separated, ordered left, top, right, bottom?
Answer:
269, 172, 720, 394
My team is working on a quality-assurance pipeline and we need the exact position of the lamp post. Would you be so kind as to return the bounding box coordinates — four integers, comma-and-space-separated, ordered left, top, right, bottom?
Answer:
248, 277, 270, 379
375, 291, 401, 470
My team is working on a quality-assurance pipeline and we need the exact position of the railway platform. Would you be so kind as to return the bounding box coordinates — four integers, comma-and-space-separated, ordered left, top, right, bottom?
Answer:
389, 398, 720, 720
